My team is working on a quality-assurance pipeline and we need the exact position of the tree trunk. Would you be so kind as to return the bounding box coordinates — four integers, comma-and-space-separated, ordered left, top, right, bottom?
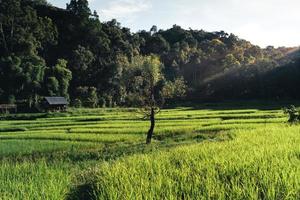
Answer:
0, 23, 8, 54
146, 107, 155, 144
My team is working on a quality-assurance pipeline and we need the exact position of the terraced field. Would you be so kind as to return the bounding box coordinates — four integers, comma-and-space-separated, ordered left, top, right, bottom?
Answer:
0, 105, 299, 199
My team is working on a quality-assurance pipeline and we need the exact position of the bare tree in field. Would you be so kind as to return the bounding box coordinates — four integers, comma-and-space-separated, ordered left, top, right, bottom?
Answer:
123, 55, 186, 144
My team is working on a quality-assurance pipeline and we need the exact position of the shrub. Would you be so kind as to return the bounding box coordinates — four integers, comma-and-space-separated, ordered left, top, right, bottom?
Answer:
283, 105, 300, 123
75, 86, 98, 108
98, 97, 106, 108
8, 95, 16, 104
73, 99, 82, 108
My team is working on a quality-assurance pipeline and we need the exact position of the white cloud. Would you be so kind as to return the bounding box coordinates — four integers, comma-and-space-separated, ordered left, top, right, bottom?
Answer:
100, 0, 151, 21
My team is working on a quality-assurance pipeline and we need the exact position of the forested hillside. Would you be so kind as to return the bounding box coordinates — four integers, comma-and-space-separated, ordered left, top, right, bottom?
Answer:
1, 0, 299, 108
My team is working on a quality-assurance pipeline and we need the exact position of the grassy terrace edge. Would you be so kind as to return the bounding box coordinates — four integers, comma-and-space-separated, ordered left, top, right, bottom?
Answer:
0, 103, 299, 199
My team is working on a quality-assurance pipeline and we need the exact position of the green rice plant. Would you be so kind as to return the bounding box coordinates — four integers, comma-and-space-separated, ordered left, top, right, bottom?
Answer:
0, 104, 299, 199
73, 125, 300, 200
0, 160, 72, 200
0, 133, 144, 143
0, 140, 101, 157
0, 127, 27, 132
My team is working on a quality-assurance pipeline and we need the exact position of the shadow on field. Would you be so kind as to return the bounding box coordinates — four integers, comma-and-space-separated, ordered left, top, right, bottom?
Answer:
166, 100, 300, 111
0, 130, 234, 164
65, 131, 234, 200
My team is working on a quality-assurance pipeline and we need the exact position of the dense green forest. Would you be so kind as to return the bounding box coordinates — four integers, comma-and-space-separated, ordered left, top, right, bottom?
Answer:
1, 0, 300, 109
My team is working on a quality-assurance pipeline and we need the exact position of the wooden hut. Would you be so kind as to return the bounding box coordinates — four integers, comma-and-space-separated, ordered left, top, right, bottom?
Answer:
0, 104, 17, 113
43, 97, 68, 112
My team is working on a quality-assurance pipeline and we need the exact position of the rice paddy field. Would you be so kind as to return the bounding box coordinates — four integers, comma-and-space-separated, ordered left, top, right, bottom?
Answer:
0, 103, 300, 199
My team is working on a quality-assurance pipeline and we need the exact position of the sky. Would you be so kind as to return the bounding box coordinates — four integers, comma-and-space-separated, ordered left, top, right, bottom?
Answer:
48, 0, 300, 48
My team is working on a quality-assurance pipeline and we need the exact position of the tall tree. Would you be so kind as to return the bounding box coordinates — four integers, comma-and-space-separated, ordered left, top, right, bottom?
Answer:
0, 0, 56, 104
66, 0, 91, 18
123, 55, 186, 144
46, 59, 72, 98
0, 0, 57, 56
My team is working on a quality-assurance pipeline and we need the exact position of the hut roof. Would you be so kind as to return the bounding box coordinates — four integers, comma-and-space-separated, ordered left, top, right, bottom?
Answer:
44, 97, 68, 105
